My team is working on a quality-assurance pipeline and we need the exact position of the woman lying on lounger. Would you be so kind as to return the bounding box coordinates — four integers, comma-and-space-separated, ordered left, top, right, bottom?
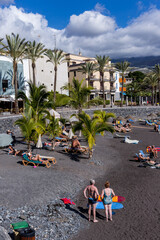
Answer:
138, 153, 150, 161
27, 151, 48, 163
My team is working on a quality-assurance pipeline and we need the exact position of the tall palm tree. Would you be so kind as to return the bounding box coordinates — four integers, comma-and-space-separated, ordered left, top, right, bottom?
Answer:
93, 110, 115, 124
144, 73, 158, 105
153, 64, 160, 103
63, 78, 91, 114
0, 33, 28, 114
115, 61, 130, 107
95, 55, 110, 108
26, 41, 47, 85
79, 62, 96, 86
45, 48, 65, 102
72, 112, 114, 157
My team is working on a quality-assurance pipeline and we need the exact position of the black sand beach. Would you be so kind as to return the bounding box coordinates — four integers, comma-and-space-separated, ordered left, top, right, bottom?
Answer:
0, 122, 160, 239
72, 123, 160, 240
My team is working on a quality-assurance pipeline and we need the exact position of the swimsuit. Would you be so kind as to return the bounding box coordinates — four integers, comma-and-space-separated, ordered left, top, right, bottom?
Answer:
103, 189, 112, 205
88, 197, 97, 204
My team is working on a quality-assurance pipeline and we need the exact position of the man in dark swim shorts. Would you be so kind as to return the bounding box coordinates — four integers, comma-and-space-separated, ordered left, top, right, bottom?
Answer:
84, 179, 99, 222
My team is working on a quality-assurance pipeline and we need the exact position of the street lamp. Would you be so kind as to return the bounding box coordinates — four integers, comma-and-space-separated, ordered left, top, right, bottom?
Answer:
129, 87, 134, 107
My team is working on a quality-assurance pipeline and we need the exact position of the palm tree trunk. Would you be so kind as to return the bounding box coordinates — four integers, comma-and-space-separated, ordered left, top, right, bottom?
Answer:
102, 74, 106, 108
32, 62, 36, 85
54, 66, 57, 102
155, 86, 157, 105
121, 75, 124, 107
87, 76, 90, 108
152, 87, 154, 105
13, 61, 19, 114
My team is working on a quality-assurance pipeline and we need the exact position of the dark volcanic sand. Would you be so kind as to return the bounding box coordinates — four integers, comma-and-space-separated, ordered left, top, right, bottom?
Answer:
72, 124, 160, 240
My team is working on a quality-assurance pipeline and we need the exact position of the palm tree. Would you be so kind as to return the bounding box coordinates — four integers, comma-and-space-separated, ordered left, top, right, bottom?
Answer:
93, 110, 115, 124
46, 115, 62, 150
45, 48, 65, 102
115, 61, 130, 107
72, 112, 114, 158
79, 62, 96, 86
26, 41, 47, 85
18, 81, 50, 122
63, 78, 91, 114
14, 107, 37, 151
153, 64, 160, 103
95, 55, 110, 108
144, 73, 158, 105
0, 33, 28, 114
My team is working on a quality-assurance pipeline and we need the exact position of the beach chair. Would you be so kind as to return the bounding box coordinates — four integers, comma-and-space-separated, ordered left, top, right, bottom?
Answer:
64, 145, 89, 155
55, 137, 68, 142
145, 120, 153, 126
124, 137, 139, 144
40, 155, 56, 165
22, 154, 51, 168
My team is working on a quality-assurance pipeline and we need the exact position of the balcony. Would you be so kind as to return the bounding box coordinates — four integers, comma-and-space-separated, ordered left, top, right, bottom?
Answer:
110, 77, 116, 82
110, 87, 116, 92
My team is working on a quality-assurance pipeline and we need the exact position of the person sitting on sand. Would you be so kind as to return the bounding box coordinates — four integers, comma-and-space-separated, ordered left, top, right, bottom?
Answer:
151, 145, 158, 158
84, 179, 99, 223
101, 181, 115, 222
71, 136, 81, 149
8, 145, 22, 156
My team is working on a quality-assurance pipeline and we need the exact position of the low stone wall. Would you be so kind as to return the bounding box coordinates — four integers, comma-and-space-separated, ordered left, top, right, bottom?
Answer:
58, 106, 160, 119
0, 106, 159, 133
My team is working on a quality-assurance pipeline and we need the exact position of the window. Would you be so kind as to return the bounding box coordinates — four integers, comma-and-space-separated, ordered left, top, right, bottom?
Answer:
50, 71, 52, 73
74, 71, 76, 77
41, 70, 44, 72
2, 80, 8, 92
51, 84, 53, 86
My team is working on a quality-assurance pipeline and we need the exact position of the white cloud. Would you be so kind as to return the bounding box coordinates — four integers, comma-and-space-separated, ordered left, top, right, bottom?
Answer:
65, 11, 116, 37
0, 0, 14, 6
1, 6, 160, 58
137, 1, 144, 11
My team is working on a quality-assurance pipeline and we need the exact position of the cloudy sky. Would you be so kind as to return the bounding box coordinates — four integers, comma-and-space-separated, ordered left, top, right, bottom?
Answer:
0, 0, 160, 58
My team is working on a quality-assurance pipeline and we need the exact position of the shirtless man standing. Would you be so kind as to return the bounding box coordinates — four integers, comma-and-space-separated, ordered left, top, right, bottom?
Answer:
84, 179, 99, 222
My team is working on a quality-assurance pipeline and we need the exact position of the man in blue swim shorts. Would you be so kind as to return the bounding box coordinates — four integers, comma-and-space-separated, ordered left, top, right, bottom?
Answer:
84, 179, 99, 222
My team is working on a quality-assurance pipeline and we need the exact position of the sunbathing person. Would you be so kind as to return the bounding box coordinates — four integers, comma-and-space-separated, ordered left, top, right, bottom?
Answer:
71, 136, 81, 149
144, 159, 156, 166
138, 153, 150, 161
27, 151, 48, 163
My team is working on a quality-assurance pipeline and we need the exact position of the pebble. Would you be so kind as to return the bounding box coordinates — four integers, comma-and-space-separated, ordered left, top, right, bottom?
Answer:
0, 199, 88, 240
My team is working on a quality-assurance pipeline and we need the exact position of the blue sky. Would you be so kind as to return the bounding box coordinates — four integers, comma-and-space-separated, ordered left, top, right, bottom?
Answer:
14, 0, 160, 29
0, 0, 160, 58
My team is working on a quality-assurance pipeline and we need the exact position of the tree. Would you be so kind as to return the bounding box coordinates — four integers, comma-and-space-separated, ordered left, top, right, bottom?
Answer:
79, 62, 96, 86
93, 110, 115, 124
63, 78, 91, 114
143, 73, 158, 105
14, 107, 37, 151
95, 55, 110, 108
72, 112, 114, 158
115, 61, 130, 107
45, 48, 65, 102
153, 64, 160, 103
26, 41, 47, 85
0, 33, 28, 114
18, 81, 50, 122
46, 115, 62, 150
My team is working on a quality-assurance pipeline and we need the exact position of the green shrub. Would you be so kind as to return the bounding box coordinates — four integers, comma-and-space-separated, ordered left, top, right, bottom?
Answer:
105, 100, 110, 105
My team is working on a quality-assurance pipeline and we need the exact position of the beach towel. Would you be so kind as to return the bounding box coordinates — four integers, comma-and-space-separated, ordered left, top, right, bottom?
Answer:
60, 198, 75, 205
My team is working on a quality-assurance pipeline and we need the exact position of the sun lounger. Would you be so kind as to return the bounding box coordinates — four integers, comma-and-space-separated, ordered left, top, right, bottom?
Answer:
145, 120, 155, 126
124, 137, 139, 144
64, 145, 89, 154
22, 154, 51, 168
114, 133, 130, 138
39, 155, 56, 165
55, 137, 68, 142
